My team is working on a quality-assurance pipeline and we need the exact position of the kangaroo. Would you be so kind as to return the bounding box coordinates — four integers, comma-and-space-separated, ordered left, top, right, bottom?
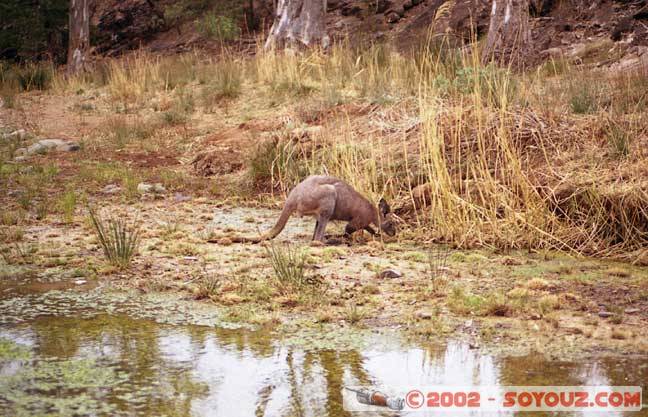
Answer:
226, 175, 396, 244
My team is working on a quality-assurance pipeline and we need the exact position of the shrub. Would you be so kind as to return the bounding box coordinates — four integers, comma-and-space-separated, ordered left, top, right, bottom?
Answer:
266, 242, 312, 295
105, 116, 158, 149
88, 206, 141, 269
605, 122, 632, 159
58, 190, 77, 223
16, 62, 52, 91
569, 80, 599, 114
197, 13, 241, 41
201, 58, 242, 109
248, 136, 308, 192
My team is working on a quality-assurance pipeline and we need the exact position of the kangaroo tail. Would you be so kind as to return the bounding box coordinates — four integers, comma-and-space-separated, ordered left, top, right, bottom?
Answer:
208, 205, 294, 244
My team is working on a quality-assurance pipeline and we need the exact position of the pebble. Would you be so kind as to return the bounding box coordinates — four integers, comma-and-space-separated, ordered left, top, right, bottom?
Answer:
416, 310, 433, 320
101, 184, 121, 194
137, 183, 167, 194
379, 268, 402, 279
598, 311, 614, 318
624, 308, 639, 314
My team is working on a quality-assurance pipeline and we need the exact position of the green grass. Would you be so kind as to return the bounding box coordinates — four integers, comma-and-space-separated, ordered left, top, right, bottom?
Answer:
266, 242, 317, 295
88, 206, 141, 269
58, 190, 77, 223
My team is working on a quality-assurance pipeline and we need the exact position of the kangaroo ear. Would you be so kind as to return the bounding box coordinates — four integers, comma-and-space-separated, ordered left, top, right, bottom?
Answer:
379, 198, 391, 216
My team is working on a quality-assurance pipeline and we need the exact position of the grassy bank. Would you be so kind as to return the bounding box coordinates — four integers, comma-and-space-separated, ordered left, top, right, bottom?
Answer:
1, 38, 647, 263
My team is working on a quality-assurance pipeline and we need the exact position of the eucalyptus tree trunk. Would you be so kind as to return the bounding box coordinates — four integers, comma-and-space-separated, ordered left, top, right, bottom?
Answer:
264, 0, 329, 50
481, 0, 530, 67
67, 0, 90, 75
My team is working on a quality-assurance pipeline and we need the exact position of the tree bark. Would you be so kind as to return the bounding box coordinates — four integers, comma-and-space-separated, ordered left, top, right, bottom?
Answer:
264, 0, 329, 50
481, 0, 530, 67
67, 0, 91, 75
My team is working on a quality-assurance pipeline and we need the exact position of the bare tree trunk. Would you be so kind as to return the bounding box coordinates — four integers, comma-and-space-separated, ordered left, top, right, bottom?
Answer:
67, 0, 90, 75
264, 0, 329, 50
481, 0, 530, 67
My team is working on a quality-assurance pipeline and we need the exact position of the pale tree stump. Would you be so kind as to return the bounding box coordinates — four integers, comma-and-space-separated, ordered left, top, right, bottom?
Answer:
265, 0, 330, 50
481, 0, 530, 67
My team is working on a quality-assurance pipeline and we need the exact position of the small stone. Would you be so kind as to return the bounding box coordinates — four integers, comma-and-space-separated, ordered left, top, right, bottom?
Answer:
174, 193, 191, 202
56, 142, 80, 152
624, 308, 639, 314
137, 182, 166, 194
74, 279, 87, 285
379, 268, 402, 279
217, 237, 233, 246
386, 11, 400, 23
598, 311, 614, 318
468, 342, 479, 349
416, 310, 433, 320
101, 184, 121, 194
14, 156, 28, 162
4, 129, 27, 140
14, 147, 27, 156
403, 0, 413, 9
529, 313, 542, 320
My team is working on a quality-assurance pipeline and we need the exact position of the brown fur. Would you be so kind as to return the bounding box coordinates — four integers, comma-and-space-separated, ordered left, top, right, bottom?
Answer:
222, 175, 396, 243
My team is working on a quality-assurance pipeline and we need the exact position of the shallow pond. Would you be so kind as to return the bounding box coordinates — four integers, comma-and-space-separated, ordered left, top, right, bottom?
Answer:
1, 286, 647, 417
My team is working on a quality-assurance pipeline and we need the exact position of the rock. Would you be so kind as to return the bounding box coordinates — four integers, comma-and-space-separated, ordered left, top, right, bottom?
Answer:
598, 311, 614, 318
379, 268, 402, 279
217, 237, 233, 246
137, 182, 166, 194
530, 313, 542, 320
13, 156, 28, 163
14, 148, 26, 156
56, 142, 80, 152
469, 342, 479, 349
74, 279, 87, 285
386, 11, 401, 23
624, 308, 640, 314
173, 193, 191, 202
26, 142, 51, 155
101, 184, 121, 194
403, 0, 413, 9
385, 5, 405, 17
25, 139, 80, 155
416, 310, 433, 320
2, 129, 27, 141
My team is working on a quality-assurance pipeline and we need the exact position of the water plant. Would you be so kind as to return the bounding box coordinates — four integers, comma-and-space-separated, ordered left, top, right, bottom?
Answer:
88, 206, 141, 269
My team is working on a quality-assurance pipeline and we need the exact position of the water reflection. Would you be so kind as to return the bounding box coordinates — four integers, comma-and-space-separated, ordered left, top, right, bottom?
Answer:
0, 314, 646, 417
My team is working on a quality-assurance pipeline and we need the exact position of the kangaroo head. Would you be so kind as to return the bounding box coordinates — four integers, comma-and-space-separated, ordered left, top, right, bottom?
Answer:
378, 198, 396, 236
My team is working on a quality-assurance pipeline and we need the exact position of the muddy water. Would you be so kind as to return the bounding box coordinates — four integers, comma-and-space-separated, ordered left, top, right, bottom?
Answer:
1, 295, 647, 417
0, 208, 646, 416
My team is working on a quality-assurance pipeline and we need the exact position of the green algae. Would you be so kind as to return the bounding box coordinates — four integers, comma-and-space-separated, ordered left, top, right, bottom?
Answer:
0, 288, 252, 330
0, 337, 31, 361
